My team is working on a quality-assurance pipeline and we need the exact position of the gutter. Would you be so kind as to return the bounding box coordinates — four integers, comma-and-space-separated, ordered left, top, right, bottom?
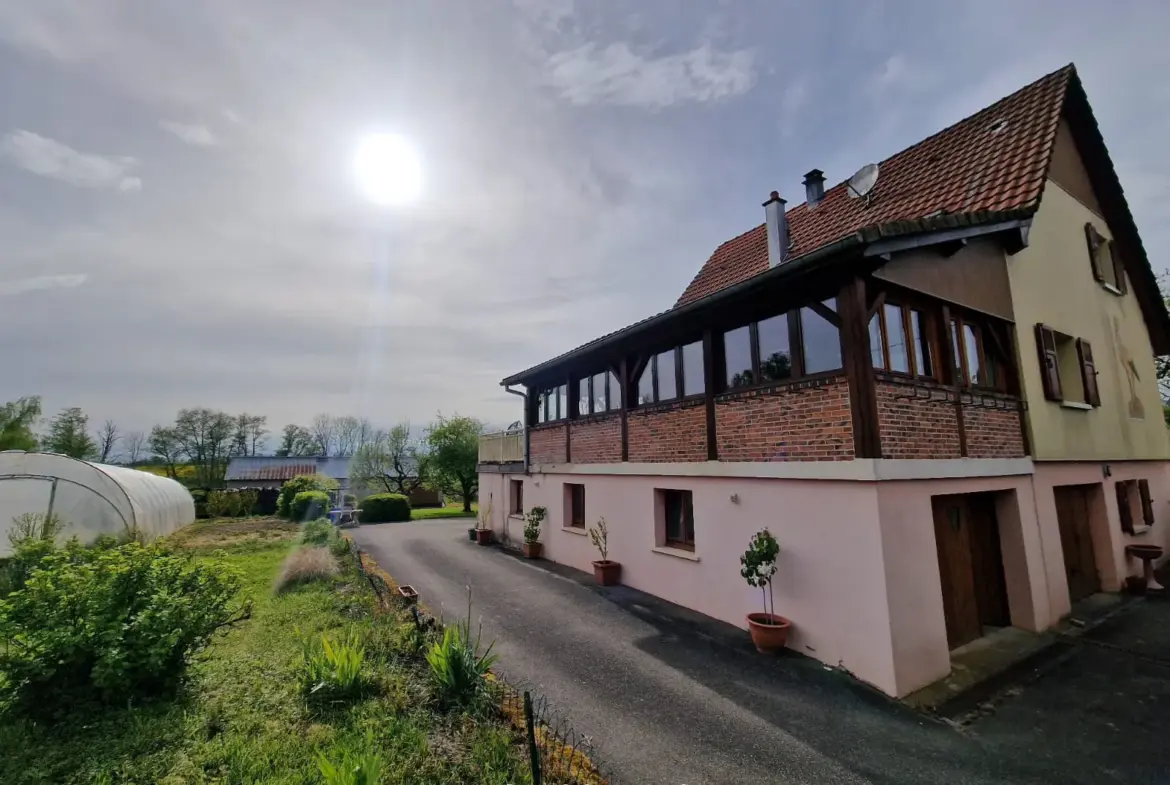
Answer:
503, 385, 529, 472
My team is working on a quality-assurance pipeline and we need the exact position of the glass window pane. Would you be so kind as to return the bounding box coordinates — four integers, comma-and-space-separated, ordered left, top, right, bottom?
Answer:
557, 385, 568, 420
911, 310, 932, 378
681, 341, 704, 395
724, 326, 753, 389
801, 306, 842, 374
656, 351, 677, 401
885, 304, 909, 373
537, 392, 546, 423
591, 372, 606, 413
869, 313, 885, 369
637, 363, 654, 405
757, 314, 792, 382
951, 320, 963, 384
607, 371, 620, 410
964, 324, 983, 386
578, 377, 590, 416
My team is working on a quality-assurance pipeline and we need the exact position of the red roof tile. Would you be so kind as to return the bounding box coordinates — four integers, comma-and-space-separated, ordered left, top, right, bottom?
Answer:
675, 65, 1073, 306
232, 463, 318, 481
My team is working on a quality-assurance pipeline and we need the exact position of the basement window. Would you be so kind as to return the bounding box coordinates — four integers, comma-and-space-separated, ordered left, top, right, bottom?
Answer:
657, 488, 695, 550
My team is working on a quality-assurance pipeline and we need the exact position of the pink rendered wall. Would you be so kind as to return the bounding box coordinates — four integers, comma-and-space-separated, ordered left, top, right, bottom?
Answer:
486, 470, 900, 695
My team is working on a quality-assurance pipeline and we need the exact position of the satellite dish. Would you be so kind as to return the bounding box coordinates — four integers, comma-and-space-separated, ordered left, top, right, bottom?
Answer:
847, 163, 880, 203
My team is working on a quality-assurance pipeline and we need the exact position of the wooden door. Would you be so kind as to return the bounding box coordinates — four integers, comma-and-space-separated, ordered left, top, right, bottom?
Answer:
968, 495, 1011, 628
932, 493, 1010, 650
1054, 485, 1100, 602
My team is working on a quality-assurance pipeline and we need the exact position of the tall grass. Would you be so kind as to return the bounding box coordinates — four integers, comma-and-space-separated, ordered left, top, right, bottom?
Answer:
274, 547, 338, 593
300, 631, 368, 700
426, 590, 498, 710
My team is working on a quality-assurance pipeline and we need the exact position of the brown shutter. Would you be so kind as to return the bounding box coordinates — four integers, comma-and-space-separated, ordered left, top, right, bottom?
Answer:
1084, 223, 1104, 282
1116, 482, 1135, 534
1139, 479, 1155, 526
1034, 324, 1063, 401
1076, 339, 1100, 406
1109, 241, 1128, 294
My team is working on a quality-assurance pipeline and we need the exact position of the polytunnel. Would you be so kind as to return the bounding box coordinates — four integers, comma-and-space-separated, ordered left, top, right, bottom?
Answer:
0, 450, 196, 556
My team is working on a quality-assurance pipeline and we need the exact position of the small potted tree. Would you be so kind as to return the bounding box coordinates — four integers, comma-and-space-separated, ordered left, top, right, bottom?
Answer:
740, 528, 791, 653
588, 517, 621, 586
471, 495, 491, 543
522, 505, 547, 559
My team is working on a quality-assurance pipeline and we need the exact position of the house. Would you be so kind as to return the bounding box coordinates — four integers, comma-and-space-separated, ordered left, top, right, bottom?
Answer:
225, 455, 441, 507
477, 64, 1170, 699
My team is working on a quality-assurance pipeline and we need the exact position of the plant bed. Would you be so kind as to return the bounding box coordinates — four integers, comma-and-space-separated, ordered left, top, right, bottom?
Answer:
398, 584, 419, 605
746, 612, 792, 653
592, 559, 621, 586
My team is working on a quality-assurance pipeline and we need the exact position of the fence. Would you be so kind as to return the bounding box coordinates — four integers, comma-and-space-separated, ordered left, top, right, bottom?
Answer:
349, 538, 617, 785
478, 430, 525, 464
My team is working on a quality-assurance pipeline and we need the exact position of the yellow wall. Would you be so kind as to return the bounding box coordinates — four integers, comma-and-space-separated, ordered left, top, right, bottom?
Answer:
1009, 180, 1169, 460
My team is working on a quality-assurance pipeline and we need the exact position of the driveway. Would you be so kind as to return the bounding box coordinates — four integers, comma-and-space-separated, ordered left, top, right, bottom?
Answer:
352, 521, 1168, 785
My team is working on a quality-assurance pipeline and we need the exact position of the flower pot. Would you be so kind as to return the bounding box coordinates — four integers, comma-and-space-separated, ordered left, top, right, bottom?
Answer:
397, 585, 419, 605
592, 560, 621, 586
475, 528, 493, 546
467, 527, 477, 542
746, 613, 792, 653
522, 541, 543, 559
1125, 574, 1149, 596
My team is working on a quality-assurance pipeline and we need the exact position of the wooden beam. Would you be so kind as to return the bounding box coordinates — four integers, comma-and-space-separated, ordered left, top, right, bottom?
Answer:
808, 300, 842, 328
838, 277, 881, 458
619, 356, 629, 462
940, 304, 967, 457
702, 329, 717, 460
939, 237, 968, 257
866, 290, 887, 322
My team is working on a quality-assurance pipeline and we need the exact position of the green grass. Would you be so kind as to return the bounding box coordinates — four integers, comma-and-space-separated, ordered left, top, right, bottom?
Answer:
411, 503, 477, 521
0, 519, 529, 785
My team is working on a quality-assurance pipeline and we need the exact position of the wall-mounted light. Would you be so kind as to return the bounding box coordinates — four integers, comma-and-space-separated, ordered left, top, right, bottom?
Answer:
730, 493, 740, 504
1103, 464, 1112, 478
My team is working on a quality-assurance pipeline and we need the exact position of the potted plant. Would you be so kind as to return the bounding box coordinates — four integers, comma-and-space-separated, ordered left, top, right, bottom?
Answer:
740, 528, 791, 653
398, 585, 419, 605
471, 495, 491, 542
588, 517, 621, 586
522, 505, 547, 558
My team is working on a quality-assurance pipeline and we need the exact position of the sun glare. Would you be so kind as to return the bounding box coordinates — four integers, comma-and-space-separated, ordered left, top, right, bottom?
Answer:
352, 133, 423, 206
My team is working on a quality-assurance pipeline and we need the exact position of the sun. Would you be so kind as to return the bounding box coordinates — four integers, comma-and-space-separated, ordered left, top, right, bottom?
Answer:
352, 133, 423, 206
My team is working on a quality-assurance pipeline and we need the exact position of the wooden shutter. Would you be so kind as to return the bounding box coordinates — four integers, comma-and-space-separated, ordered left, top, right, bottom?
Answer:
1109, 241, 1128, 294
1116, 482, 1135, 534
1139, 479, 1155, 526
1034, 324, 1063, 401
1076, 339, 1100, 406
1084, 223, 1104, 282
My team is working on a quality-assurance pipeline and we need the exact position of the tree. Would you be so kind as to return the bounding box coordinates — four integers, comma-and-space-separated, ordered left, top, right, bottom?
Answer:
335, 415, 362, 457
357, 417, 375, 450
44, 407, 96, 459
96, 419, 120, 463
0, 396, 41, 451
426, 414, 482, 512
231, 413, 269, 456
309, 414, 337, 456
275, 424, 315, 457
123, 430, 148, 464
149, 426, 183, 479
172, 408, 235, 487
351, 423, 430, 496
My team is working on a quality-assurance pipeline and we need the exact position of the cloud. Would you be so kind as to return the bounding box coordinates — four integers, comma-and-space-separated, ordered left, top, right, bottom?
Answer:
159, 120, 218, 146
119, 177, 142, 192
0, 273, 87, 297
1, 130, 140, 190
546, 41, 756, 108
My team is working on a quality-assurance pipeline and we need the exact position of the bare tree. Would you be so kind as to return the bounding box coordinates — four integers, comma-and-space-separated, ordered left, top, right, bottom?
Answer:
149, 426, 183, 479
357, 417, 375, 450
309, 413, 338, 456
335, 415, 362, 457
247, 414, 269, 455
123, 430, 148, 464
96, 419, 120, 463
351, 423, 430, 496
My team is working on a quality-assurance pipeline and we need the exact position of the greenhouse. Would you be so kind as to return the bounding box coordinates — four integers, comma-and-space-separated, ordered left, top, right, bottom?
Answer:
0, 450, 195, 555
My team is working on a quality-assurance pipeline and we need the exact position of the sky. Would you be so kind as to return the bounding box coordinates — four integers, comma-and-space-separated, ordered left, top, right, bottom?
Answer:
2, 0, 1169, 444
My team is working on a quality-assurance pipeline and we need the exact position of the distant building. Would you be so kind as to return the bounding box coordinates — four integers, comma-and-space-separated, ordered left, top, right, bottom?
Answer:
224, 455, 441, 507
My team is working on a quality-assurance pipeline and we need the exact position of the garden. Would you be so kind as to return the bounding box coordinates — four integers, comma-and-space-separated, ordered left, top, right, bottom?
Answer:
0, 513, 541, 784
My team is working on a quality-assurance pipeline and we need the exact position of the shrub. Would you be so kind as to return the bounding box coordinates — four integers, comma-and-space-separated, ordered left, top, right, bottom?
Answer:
291, 491, 331, 522
278, 474, 339, 518
299, 631, 367, 700
361, 493, 411, 524
523, 505, 547, 544
343, 493, 357, 507
329, 535, 351, 559
301, 518, 335, 546
426, 592, 497, 710
318, 737, 382, 785
0, 542, 242, 714
205, 490, 232, 518
275, 547, 338, 593
0, 536, 57, 598
7, 512, 65, 549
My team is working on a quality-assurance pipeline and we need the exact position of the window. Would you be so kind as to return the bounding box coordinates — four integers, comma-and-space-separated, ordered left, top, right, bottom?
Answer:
578, 371, 621, 416
510, 479, 523, 515
578, 377, 590, 416
1035, 324, 1099, 406
681, 341, 704, 395
537, 393, 546, 424
911, 310, 933, 378
592, 372, 606, 414
950, 315, 1006, 391
656, 350, 677, 401
557, 385, 568, 420
607, 371, 621, 411
635, 342, 704, 405
724, 325, 754, 389
801, 301, 842, 374
1085, 222, 1127, 295
637, 362, 654, 405
534, 384, 567, 423
659, 488, 695, 550
757, 314, 792, 382
1114, 479, 1153, 534
565, 483, 585, 528
870, 303, 934, 378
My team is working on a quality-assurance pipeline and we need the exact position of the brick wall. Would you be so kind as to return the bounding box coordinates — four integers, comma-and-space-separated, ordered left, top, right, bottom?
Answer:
570, 415, 622, 463
529, 424, 567, 464
627, 403, 707, 462
964, 405, 1026, 458
714, 378, 853, 461
876, 380, 961, 459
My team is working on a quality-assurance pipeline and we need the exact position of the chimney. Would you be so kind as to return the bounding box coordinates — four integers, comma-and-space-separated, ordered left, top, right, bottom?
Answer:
803, 169, 825, 207
763, 190, 789, 268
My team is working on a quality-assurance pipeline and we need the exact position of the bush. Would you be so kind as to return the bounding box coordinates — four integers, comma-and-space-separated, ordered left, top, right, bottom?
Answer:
299, 631, 367, 700
329, 535, 351, 559
278, 475, 339, 519
318, 737, 382, 785
290, 491, 331, 522
274, 546, 338, 593
301, 518, 335, 546
361, 493, 411, 524
0, 542, 242, 714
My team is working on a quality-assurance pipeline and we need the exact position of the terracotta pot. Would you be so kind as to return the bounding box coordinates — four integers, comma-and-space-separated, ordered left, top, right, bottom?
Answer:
467, 527, 477, 542
592, 560, 621, 586
398, 585, 419, 605
1125, 575, 1149, 596
475, 528, 493, 546
522, 541, 543, 559
746, 613, 792, 653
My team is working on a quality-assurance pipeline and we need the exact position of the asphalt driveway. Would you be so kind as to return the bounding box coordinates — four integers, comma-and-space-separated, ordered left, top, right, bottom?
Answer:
352, 521, 1169, 785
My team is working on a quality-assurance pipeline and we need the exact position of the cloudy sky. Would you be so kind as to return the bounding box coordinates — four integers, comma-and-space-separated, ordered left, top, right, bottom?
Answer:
2, 0, 1168, 443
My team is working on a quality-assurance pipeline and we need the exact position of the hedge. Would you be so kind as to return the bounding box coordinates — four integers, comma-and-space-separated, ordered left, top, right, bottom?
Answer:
361, 493, 411, 523
290, 490, 331, 522
277, 474, 337, 518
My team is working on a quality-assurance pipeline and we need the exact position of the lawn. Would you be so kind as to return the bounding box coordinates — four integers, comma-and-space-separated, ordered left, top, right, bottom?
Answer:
411, 503, 477, 521
0, 517, 530, 785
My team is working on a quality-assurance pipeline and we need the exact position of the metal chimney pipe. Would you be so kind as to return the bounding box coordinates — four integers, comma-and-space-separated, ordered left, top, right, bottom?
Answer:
763, 191, 789, 268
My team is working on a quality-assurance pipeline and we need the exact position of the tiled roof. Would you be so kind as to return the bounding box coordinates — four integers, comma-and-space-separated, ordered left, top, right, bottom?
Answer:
675, 64, 1073, 306
224, 456, 349, 482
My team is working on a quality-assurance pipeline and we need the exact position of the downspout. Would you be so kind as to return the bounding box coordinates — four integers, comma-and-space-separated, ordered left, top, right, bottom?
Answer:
504, 384, 529, 472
